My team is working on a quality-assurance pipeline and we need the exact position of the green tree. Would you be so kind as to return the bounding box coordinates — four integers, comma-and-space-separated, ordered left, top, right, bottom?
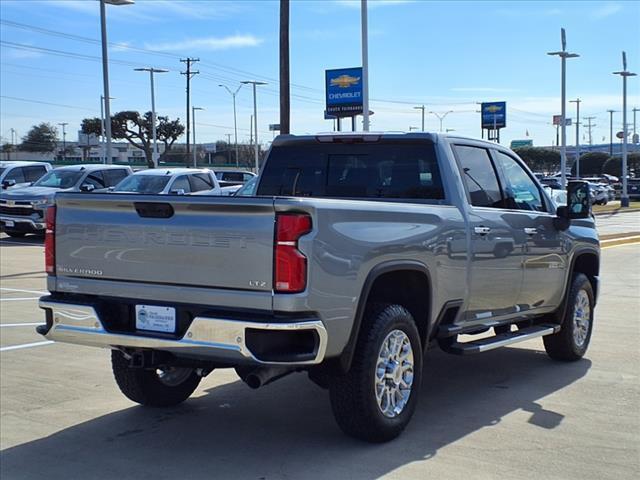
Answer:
20, 123, 58, 152
513, 147, 560, 174
572, 152, 609, 176
81, 111, 185, 168
601, 153, 640, 178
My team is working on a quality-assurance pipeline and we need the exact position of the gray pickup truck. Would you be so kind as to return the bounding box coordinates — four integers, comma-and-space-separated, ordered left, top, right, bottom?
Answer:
37, 133, 599, 442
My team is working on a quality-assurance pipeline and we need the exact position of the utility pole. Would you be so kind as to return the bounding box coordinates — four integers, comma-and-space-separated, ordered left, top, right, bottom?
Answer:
180, 58, 199, 162
613, 51, 637, 208
10, 128, 16, 147
584, 116, 596, 146
632, 107, 639, 152
413, 105, 426, 131
250, 115, 254, 148
192, 106, 203, 168
361, 0, 370, 131
279, 0, 290, 134
58, 122, 68, 161
569, 98, 581, 177
226, 133, 232, 145
241, 81, 267, 172
607, 110, 616, 156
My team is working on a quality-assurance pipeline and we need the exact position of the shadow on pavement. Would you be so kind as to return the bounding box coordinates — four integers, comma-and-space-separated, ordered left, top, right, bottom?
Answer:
0, 347, 590, 479
0, 235, 44, 247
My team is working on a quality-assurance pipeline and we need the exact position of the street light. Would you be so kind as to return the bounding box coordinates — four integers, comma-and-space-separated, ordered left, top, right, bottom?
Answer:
192, 106, 204, 168
241, 80, 267, 172
58, 122, 68, 161
547, 27, 579, 189
100, 95, 115, 164
100, 0, 134, 165
613, 51, 637, 208
413, 105, 425, 131
219, 84, 243, 168
134, 67, 168, 168
569, 98, 581, 178
607, 109, 617, 156
429, 110, 453, 132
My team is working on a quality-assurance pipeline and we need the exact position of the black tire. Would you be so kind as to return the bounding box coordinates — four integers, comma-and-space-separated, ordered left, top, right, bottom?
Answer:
328, 304, 423, 443
5, 231, 26, 238
111, 350, 201, 407
544, 273, 594, 361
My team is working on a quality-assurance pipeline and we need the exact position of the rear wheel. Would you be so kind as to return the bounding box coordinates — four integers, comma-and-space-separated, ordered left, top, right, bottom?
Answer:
111, 350, 201, 407
544, 273, 594, 361
328, 304, 422, 442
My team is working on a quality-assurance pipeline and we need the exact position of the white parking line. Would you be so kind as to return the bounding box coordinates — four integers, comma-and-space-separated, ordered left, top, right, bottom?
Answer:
0, 341, 54, 352
0, 287, 48, 295
0, 297, 41, 302
0, 323, 44, 327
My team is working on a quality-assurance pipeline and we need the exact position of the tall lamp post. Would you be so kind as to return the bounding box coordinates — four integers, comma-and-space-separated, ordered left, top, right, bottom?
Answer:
569, 98, 581, 178
607, 109, 617, 156
219, 84, 242, 168
413, 105, 426, 131
547, 28, 579, 190
241, 80, 267, 172
613, 51, 637, 208
58, 122, 68, 161
192, 106, 204, 168
134, 67, 168, 168
429, 110, 453, 132
100, 95, 115, 164
100, 0, 134, 165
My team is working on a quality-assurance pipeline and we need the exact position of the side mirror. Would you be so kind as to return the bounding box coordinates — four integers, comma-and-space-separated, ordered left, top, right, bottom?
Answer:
566, 181, 591, 219
170, 188, 186, 196
80, 183, 96, 192
2, 179, 16, 189
107, 186, 116, 192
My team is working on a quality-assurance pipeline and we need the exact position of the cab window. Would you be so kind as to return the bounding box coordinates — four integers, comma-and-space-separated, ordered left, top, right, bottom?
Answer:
5, 168, 25, 183
493, 151, 546, 212
189, 173, 214, 192
24, 166, 48, 182
171, 175, 191, 193
83, 171, 106, 189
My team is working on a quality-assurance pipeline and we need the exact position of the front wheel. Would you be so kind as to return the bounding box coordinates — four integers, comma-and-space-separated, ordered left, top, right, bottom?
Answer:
111, 350, 201, 407
544, 273, 594, 361
328, 304, 422, 443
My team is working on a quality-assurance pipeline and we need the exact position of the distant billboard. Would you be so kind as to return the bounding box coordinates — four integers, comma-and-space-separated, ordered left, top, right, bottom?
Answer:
325, 67, 363, 117
552, 115, 572, 126
481, 101, 506, 129
510, 139, 533, 149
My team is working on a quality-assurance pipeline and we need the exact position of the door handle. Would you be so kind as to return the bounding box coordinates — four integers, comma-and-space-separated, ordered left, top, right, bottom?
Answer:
474, 226, 491, 235
524, 227, 538, 235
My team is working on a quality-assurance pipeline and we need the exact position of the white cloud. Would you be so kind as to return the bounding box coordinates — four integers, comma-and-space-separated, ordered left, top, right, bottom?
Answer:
590, 2, 622, 19
146, 35, 263, 52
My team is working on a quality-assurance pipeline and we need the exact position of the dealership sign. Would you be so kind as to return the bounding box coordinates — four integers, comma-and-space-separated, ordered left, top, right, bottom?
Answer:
552, 115, 572, 126
481, 102, 507, 129
325, 67, 363, 117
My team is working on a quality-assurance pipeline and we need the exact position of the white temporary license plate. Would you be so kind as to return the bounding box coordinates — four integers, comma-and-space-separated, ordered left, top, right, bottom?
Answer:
135, 305, 176, 333
4, 220, 14, 227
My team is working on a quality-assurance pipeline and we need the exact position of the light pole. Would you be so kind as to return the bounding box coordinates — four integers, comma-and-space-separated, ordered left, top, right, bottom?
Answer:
613, 51, 637, 208
414, 105, 426, 131
100, 95, 115, 164
569, 98, 581, 177
607, 109, 617, 156
361, 0, 370, 131
241, 81, 267, 172
134, 67, 168, 168
58, 122, 68, 161
633, 107, 639, 152
192, 106, 203, 168
100, 0, 134, 165
219, 84, 242, 168
547, 28, 579, 189
429, 110, 453, 132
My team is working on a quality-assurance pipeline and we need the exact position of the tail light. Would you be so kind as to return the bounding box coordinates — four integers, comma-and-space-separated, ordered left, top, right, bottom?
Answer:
275, 213, 311, 293
45, 206, 56, 275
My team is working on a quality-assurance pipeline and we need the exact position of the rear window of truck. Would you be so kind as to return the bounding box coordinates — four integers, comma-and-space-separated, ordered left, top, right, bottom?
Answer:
257, 142, 444, 201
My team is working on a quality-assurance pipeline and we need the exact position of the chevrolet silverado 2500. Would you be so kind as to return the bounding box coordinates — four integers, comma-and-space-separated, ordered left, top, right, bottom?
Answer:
37, 133, 599, 442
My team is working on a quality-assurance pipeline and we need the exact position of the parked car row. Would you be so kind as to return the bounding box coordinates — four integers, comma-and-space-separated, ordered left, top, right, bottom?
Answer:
536, 173, 617, 205
0, 161, 256, 237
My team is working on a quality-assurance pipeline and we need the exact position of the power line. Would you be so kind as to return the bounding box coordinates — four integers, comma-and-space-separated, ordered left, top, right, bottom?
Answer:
1, 95, 94, 111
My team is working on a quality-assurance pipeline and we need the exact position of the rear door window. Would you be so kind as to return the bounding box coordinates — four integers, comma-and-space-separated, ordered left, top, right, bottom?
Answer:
258, 142, 444, 202
170, 175, 192, 193
103, 169, 129, 187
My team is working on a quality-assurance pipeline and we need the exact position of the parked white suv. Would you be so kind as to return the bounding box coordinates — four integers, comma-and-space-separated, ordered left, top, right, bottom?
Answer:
0, 161, 52, 190
112, 168, 222, 195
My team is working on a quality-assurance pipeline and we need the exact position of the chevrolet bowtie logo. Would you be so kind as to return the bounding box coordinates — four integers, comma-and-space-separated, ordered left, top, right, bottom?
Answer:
485, 105, 503, 113
330, 74, 361, 88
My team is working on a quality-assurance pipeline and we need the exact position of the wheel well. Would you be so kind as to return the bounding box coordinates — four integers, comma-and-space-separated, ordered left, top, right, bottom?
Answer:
366, 270, 430, 347
572, 252, 599, 293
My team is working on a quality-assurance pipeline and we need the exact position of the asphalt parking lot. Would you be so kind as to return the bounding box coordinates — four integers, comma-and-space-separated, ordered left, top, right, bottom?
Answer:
1, 228, 639, 479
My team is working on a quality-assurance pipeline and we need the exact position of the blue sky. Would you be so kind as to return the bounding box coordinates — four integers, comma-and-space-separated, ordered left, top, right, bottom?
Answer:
1, 0, 639, 148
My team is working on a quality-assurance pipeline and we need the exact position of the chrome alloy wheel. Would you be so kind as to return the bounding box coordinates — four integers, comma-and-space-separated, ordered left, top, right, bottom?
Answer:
375, 329, 415, 418
157, 367, 193, 387
573, 289, 591, 347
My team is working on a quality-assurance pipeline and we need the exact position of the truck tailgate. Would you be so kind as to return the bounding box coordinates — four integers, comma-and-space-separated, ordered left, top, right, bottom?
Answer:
54, 193, 275, 293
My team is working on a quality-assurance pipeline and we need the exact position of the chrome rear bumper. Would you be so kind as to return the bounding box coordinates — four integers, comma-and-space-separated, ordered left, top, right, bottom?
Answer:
39, 299, 327, 365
